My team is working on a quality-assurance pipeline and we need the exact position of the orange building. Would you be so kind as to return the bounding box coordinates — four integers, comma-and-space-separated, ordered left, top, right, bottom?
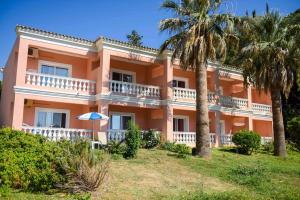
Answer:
0, 25, 273, 146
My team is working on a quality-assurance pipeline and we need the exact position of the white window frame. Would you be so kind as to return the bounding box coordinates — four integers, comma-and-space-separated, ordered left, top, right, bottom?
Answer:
173, 76, 189, 88
109, 112, 135, 130
38, 60, 72, 77
173, 115, 189, 132
34, 107, 70, 128
110, 68, 136, 83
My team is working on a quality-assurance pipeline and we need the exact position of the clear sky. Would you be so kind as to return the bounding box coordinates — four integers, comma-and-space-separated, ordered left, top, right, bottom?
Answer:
0, 0, 299, 79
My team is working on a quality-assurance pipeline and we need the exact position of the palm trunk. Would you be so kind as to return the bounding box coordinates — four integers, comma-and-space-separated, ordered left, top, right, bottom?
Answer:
271, 88, 287, 157
195, 63, 211, 158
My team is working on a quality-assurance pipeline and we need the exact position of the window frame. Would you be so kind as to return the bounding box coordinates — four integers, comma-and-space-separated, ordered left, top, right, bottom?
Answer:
173, 76, 189, 88
110, 68, 136, 83
38, 60, 72, 77
173, 115, 189, 132
34, 107, 70, 128
109, 112, 135, 130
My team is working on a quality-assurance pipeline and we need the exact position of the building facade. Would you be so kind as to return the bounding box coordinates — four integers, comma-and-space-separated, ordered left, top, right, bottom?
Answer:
0, 25, 273, 146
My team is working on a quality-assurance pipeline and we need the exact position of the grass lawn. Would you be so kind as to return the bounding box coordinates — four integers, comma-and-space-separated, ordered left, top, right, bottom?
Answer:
2, 148, 300, 200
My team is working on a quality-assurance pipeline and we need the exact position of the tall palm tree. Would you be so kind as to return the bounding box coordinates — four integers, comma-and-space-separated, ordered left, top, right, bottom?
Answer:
236, 6, 300, 157
159, 0, 237, 158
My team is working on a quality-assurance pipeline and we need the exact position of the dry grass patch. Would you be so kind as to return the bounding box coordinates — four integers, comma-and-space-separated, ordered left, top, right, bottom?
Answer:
100, 149, 234, 200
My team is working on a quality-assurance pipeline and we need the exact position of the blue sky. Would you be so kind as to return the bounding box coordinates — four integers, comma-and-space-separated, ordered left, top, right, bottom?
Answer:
0, 0, 299, 80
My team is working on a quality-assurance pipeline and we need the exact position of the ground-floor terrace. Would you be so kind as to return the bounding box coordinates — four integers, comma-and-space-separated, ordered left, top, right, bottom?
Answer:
18, 99, 273, 147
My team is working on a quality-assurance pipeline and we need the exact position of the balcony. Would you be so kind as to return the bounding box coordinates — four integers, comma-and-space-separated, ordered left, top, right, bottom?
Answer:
109, 80, 161, 98
173, 87, 271, 113
22, 126, 92, 141
172, 132, 272, 146
25, 72, 96, 95
107, 129, 160, 142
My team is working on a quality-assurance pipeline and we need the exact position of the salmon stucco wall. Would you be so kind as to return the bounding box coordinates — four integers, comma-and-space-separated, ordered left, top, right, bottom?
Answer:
0, 39, 19, 126
27, 50, 89, 79
22, 101, 91, 129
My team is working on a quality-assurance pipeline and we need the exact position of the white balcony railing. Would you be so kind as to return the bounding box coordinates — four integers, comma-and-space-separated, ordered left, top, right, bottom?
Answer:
107, 129, 160, 142
22, 126, 92, 141
220, 134, 233, 145
219, 96, 248, 109
173, 87, 217, 104
25, 72, 96, 94
252, 103, 272, 113
109, 80, 160, 98
173, 132, 216, 144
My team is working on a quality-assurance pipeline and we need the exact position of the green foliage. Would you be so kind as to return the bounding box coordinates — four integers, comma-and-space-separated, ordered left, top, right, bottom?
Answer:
0, 128, 109, 193
160, 142, 191, 158
141, 129, 160, 149
261, 141, 274, 153
174, 144, 191, 158
0, 128, 66, 191
107, 141, 127, 155
126, 30, 143, 46
124, 122, 141, 159
232, 130, 261, 155
160, 141, 177, 152
287, 117, 300, 150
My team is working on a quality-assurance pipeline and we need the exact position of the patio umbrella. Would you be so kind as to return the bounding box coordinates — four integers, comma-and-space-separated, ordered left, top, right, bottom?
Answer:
77, 112, 109, 140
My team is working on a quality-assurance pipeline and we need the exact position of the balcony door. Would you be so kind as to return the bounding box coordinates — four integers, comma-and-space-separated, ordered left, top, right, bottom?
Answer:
173, 77, 188, 88
35, 108, 70, 128
109, 113, 134, 130
173, 116, 189, 132
39, 60, 71, 77
111, 69, 135, 93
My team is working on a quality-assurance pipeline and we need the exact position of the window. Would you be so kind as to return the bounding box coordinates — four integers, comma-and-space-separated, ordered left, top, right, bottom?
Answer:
172, 77, 188, 88
35, 108, 69, 128
110, 113, 134, 130
173, 116, 188, 132
39, 60, 71, 77
112, 71, 133, 83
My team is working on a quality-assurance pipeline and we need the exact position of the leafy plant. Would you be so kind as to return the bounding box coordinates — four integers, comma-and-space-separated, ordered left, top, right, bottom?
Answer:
124, 122, 141, 159
160, 142, 191, 158
232, 130, 261, 155
174, 144, 191, 158
160, 141, 177, 152
287, 117, 300, 151
141, 129, 160, 149
107, 141, 127, 155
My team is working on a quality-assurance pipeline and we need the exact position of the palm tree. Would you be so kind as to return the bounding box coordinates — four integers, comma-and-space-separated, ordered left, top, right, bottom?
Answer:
127, 30, 143, 46
159, 0, 237, 158
235, 6, 300, 157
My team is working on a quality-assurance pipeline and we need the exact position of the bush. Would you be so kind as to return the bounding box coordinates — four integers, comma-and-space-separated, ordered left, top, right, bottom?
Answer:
287, 117, 300, 151
141, 129, 160, 149
160, 142, 191, 158
0, 128, 109, 193
174, 144, 191, 158
107, 141, 127, 155
232, 130, 261, 155
124, 122, 141, 159
0, 128, 65, 191
261, 141, 274, 153
160, 141, 177, 152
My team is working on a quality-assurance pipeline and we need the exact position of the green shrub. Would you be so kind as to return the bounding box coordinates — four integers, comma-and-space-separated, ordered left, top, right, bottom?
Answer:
232, 130, 261, 155
261, 141, 274, 153
141, 129, 160, 149
124, 122, 141, 159
287, 117, 300, 151
160, 142, 191, 158
174, 144, 191, 158
0, 128, 65, 191
0, 128, 109, 193
107, 141, 127, 155
160, 141, 177, 152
